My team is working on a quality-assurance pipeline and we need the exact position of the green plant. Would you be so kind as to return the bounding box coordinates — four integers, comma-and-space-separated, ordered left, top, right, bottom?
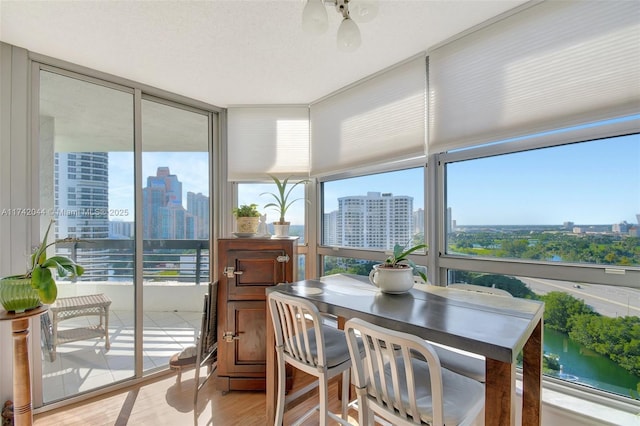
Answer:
8, 219, 84, 304
382, 242, 427, 283
232, 203, 261, 218
261, 175, 309, 224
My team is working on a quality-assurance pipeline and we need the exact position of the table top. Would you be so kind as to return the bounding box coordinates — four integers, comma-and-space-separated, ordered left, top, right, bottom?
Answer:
267, 274, 544, 363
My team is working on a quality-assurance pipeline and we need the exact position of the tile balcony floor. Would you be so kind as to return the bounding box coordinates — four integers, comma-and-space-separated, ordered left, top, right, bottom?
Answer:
40, 309, 201, 403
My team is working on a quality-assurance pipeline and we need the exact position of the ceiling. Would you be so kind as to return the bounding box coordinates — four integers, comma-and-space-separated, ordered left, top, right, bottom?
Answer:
1, 0, 527, 108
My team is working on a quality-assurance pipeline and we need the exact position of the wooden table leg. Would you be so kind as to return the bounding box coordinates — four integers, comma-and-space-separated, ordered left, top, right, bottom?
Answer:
522, 319, 543, 426
12, 317, 33, 426
266, 301, 276, 425
485, 357, 516, 426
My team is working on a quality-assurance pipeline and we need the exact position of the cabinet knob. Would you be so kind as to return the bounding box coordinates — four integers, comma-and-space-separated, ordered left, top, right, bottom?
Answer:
277, 255, 290, 263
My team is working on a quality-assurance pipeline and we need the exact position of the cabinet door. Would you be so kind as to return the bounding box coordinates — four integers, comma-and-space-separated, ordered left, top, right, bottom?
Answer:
224, 249, 289, 300
217, 301, 267, 382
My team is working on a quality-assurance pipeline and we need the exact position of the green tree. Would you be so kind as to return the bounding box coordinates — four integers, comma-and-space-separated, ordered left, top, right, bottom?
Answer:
542, 291, 598, 333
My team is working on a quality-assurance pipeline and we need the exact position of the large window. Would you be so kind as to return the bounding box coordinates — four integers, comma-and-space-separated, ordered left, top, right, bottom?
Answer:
237, 182, 307, 242
445, 134, 639, 267
441, 124, 640, 400
318, 167, 426, 279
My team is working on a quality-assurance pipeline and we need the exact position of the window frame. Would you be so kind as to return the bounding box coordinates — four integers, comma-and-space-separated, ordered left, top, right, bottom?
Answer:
316, 164, 428, 278
434, 119, 640, 289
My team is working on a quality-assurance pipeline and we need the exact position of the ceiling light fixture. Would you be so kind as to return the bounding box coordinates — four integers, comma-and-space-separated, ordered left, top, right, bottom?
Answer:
302, 0, 378, 52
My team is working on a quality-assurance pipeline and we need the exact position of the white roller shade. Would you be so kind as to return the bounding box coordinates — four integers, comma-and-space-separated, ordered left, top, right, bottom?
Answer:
310, 56, 427, 177
227, 106, 310, 181
428, 1, 640, 153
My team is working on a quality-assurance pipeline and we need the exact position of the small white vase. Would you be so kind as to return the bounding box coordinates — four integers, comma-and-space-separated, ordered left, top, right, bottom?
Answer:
273, 223, 290, 238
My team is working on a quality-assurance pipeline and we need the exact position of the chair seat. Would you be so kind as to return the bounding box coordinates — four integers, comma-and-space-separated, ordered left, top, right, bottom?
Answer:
289, 325, 354, 368
431, 344, 485, 382
373, 356, 485, 425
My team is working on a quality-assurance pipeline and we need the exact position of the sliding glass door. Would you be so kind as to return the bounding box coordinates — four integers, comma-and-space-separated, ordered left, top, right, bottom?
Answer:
38, 69, 136, 402
140, 97, 210, 373
35, 67, 215, 405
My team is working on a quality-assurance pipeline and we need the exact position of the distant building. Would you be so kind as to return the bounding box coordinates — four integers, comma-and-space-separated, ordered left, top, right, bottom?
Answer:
573, 227, 585, 234
323, 211, 338, 245
563, 221, 574, 229
612, 221, 630, 234
335, 192, 413, 250
414, 208, 425, 234
54, 152, 110, 279
187, 191, 209, 239
142, 167, 196, 239
109, 221, 134, 239
54, 152, 109, 239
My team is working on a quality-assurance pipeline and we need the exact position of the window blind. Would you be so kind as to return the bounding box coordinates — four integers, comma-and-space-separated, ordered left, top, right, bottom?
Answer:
310, 55, 427, 177
227, 106, 310, 181
428, 1, 640, 153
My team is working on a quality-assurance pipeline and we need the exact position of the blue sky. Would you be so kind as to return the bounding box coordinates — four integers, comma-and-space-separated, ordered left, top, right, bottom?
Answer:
108, 133, 639, 227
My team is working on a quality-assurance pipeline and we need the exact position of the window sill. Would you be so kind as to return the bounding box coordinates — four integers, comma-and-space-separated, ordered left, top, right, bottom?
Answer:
517, 378, 640, 425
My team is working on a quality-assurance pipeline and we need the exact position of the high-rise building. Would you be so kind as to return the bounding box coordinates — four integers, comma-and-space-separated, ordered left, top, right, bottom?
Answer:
334, 192, 413, 250
54, 152, 110, 279
323, 211, 338, 245
187, 191, 209, 239
143, 167, 195, 239
55, 152, 109, 239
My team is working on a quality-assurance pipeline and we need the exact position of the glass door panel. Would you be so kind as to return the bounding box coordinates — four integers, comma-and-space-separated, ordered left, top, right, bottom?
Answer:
140, 98, 210, 373
38, 70, 135, 403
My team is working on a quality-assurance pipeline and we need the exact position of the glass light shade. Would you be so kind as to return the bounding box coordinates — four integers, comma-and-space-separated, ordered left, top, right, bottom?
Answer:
349, 0, 379, 23
302, 0, 329, 35
337, 18, 361, 52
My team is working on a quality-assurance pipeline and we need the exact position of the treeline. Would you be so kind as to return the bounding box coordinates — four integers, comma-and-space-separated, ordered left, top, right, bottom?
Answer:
456, 271, 640, 377
449, 231, 640, 266
543, 290, 640, 377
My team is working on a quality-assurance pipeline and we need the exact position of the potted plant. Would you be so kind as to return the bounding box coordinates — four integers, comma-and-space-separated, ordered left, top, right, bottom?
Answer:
0, 219, 84, 313
232, 203, 261, 235
261, 175, 309, 237
369, 242, 427, 294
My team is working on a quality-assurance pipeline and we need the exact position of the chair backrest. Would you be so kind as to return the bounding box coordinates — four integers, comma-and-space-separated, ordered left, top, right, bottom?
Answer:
345, 317, 445, 426
267, 291, 326, 369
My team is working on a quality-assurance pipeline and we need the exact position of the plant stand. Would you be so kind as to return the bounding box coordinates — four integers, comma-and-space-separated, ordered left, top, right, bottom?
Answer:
0, 305, 48, 426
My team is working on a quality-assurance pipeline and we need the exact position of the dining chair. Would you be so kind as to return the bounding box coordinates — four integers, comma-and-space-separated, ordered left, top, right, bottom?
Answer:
345, 317, 484, 426
267, 291, 353, 426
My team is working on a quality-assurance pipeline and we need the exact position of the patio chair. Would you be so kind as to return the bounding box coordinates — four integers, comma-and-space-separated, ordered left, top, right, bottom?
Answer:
169, 281, 218, 395
345, 317, 484, 426
267, 291, 353, 426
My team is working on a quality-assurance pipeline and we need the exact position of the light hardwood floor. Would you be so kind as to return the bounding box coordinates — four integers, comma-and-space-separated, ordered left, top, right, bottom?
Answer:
34, 369, 360, 426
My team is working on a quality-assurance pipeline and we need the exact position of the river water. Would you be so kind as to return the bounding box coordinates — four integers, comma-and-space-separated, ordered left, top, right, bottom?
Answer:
543, 328, 640, 398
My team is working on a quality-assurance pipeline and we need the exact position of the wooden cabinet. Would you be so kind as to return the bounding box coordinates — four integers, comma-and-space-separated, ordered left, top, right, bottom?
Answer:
215, 237, 297, 392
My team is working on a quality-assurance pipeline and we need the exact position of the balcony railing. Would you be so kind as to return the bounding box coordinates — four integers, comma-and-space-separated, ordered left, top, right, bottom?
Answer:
56, 239, 210, 284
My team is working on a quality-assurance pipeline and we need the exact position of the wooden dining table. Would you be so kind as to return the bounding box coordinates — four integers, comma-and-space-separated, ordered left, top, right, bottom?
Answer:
265, 274, 544, 426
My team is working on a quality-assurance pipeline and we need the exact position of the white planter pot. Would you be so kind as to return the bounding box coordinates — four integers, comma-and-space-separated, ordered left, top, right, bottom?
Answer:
369, 264, 415, 294
273, 223, 290, 238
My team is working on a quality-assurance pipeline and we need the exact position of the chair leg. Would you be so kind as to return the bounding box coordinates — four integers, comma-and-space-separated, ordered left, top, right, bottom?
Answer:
274, 351, 286, 426
341, 369, 349, 420
318, 373, 329, 425
355, 388, 371, 426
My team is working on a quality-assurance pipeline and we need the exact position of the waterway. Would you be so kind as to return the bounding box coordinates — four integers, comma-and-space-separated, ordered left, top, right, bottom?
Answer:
543, 328, 640, 398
